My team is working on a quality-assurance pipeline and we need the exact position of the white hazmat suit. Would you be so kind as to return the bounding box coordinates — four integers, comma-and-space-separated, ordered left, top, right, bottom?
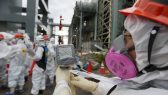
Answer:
31, 37, 47, 95
0, 33, 21, 87
0, 39, 10, 86
8, 39, 27, 89
46, 38, 56, 85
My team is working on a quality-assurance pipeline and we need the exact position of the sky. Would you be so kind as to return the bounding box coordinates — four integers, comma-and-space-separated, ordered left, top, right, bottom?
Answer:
48, 0, 81, 44
22, 0, 80, 24
48, 0, 80, 24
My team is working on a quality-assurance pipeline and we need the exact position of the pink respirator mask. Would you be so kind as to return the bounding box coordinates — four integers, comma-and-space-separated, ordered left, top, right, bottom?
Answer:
105, 35, 137, 79
105, 47, 137, 79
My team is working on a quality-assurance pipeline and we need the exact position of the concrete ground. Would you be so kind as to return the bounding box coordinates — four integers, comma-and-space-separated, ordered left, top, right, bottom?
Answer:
0, 76, 92, 95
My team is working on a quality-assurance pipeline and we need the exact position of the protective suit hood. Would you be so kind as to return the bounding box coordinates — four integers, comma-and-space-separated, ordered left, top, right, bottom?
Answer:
124, 14, 168, 71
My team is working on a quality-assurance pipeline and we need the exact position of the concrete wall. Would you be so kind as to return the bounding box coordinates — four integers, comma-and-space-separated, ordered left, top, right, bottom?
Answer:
0, 0, 22, 32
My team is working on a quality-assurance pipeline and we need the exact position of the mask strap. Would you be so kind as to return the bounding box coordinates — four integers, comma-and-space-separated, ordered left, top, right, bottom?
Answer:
148, 26, 160, 64
139, 26, 168, 74
139, 26, 160, 74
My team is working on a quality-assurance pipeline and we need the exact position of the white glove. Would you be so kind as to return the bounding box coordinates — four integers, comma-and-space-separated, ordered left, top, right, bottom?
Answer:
70, 75, 98, 92
56, 66, 70, 83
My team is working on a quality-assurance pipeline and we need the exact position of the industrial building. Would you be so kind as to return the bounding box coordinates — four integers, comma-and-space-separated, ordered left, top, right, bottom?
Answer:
69, 0, 135, 51
0, 0, 135, 46
68, 0, 97, 51
0, 0, 49, 41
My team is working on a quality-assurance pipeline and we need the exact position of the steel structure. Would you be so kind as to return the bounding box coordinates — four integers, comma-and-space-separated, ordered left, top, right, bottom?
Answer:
97, 0, 112, 48
68, 0, 97, 51
96, 0, 135, 48
0, 0, 49, 41
48, 22, 70, 37
68, 0, 136, 51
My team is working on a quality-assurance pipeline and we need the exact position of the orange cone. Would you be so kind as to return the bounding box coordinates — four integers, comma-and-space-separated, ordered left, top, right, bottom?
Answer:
99, 63, 105, 75
86, 61, 92, 73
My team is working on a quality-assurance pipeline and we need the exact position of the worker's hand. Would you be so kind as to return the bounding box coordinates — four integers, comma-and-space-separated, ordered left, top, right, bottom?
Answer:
70, 75, 98, 92
56, 66, 70, 83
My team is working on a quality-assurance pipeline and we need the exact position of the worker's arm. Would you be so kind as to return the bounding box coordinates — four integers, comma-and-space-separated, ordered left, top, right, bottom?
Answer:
33, 47, 44, 61
48, 44, 56, 57
53, 67, 72, 95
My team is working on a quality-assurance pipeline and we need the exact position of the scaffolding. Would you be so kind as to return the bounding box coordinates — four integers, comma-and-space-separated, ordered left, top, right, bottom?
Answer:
97, 0, 112, 48
97, 0, 136, 48
69, 0, 136, 50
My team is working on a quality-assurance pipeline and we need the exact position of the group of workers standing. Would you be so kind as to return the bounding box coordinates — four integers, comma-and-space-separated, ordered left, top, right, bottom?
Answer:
0, 30, 57, 95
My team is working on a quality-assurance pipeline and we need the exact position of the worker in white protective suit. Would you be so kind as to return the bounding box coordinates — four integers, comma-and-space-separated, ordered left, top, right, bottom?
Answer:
17, 29, 34, 82
0, 32, 18, 89
0, 34, 7, 88
69, 0, 168, 95
31, 35, 48, 95
46, 37, 56, 86
6, 33, 28, 95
